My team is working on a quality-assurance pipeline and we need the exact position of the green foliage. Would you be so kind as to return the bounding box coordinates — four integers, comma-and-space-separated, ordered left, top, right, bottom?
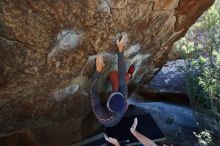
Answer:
193, 130, 212, 145
175, 0, 220, 126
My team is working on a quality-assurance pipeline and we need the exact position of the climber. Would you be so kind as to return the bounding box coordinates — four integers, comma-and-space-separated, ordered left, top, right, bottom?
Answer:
90, 34, 135, 127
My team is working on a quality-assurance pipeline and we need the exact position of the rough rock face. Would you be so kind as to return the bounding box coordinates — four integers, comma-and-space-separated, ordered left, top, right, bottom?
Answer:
0, 0, 214, 146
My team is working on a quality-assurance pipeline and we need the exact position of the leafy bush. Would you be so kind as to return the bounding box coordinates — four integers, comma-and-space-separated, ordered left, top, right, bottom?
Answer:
175, 0, 220, 128
193, 130, 212, 145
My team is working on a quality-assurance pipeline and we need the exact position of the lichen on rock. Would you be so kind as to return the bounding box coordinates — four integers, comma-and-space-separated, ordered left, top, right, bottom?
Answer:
49, 29, 83, 58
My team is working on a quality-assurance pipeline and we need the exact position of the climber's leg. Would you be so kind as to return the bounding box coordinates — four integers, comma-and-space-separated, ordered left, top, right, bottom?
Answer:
108, 65, 135, 92
108, 71, 119, 92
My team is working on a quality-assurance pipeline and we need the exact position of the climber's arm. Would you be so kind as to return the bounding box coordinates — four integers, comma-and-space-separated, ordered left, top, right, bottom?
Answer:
117, 35, 128, 99
90, 55, 116, 126
118, 51, 127, 99
90, 55, 104, 109
90, 71, 102, 112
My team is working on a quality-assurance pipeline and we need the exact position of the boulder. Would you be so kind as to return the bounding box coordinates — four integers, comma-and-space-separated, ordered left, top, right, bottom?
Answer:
137, 59, 189, 104
0, 0, 214, 146
146, 59, 186, 94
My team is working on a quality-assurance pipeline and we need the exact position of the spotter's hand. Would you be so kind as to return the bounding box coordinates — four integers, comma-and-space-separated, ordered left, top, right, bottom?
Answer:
130, 117, 138, 133
104, 134, 120, 146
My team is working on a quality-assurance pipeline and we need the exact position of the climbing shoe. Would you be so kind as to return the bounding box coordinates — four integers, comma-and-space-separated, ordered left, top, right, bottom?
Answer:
127, 65, 135, 79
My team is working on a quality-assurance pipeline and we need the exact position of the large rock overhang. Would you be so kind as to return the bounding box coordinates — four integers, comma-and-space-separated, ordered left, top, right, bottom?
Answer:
0, 0, 214, 145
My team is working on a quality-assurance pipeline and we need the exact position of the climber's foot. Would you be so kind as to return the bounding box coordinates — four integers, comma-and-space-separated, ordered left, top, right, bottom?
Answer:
127, 65, 135, 79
